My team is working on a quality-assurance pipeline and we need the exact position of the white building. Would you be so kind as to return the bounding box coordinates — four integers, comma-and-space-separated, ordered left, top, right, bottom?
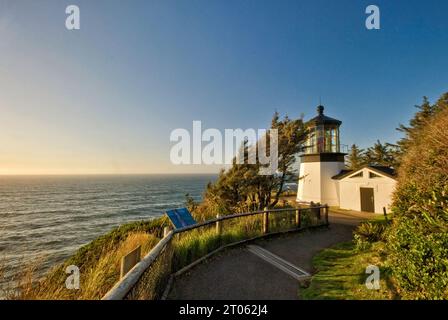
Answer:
296, 105, 397, 213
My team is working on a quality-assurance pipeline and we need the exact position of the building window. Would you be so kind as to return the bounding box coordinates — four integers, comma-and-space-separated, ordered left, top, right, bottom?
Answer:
369, 172, 381, 178
349, 171, 363, 178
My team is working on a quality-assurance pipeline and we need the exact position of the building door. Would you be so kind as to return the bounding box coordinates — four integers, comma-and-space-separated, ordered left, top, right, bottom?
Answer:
360, 188, 375, 213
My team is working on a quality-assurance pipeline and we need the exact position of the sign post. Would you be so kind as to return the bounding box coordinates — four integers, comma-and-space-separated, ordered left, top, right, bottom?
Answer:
120, 246, 141, 279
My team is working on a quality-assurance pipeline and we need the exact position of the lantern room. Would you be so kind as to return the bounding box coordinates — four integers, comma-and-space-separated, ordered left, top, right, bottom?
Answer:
304, 105, 342, 154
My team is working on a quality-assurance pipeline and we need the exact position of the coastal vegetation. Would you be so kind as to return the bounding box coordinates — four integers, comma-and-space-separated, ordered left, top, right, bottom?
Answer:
2, 218, 166, 299
386, 92, 448, 299
192, 112, 307, 216
346, 140, 399, 170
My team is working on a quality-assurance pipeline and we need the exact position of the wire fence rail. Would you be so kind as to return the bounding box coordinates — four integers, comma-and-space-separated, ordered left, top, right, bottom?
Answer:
102, 205, 329, 300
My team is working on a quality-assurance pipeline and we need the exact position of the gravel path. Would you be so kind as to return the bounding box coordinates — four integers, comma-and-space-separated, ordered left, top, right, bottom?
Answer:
168, 210, 375, 300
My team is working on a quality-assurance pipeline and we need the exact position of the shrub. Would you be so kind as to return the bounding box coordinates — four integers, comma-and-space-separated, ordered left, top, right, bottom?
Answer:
386, 214, 448, 299
353, 221, 387, 250
300, 209, 313, 227
388, 94, 448, 299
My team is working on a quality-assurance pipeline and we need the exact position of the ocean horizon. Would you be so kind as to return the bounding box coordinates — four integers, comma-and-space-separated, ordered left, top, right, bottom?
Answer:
0, 174, 217, 284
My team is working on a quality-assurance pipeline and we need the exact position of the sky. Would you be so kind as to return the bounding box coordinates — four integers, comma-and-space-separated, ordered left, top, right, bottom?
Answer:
0, 0, 447, 175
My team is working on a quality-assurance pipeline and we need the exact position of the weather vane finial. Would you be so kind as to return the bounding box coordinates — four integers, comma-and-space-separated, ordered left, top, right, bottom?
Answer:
317, 96, 324, 115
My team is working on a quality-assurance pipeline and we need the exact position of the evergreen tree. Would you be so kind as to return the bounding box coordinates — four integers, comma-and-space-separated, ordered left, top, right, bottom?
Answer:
365, 140, 395, 167
394, 94, 448, 165
204, 112, 307, 212
346, 144, 366, 170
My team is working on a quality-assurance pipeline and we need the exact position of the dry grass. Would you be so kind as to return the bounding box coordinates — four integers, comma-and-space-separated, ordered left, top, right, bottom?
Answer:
0, 259, 7, 299
0, 260, 4, 282
3, 231, 159, 300
1, 256, 47, 300
80, 232, 159, 299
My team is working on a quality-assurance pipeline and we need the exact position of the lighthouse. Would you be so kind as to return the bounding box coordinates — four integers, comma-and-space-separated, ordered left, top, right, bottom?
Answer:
297, 105, 346, 206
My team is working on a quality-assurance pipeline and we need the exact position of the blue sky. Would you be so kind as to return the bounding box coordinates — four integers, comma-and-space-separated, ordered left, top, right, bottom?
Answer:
0, 0, 447, 174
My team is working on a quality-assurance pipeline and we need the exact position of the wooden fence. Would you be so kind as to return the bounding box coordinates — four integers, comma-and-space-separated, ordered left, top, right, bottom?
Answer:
102, 205, 329, 300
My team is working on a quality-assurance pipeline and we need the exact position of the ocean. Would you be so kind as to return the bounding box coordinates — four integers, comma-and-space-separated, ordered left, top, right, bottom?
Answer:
0, 174, 216, 281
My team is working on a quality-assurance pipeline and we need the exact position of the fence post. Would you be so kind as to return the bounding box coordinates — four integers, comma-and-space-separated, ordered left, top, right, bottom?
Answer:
263, 207, 269, 234
163, 226, 171, 237
295, 208, 301, 229
325, 204, 329, 226
216, 214, 222, 235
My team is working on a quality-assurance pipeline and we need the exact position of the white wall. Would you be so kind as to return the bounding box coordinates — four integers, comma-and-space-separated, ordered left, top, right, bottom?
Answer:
320, 162, 345, 206
297, 162, 321, 203
338, 168, 396, 214
297, 161, 344, 206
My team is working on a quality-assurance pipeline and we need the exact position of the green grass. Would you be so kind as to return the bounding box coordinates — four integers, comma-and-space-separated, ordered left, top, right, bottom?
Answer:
172, 216, 264, 271
300, 241, 399, 300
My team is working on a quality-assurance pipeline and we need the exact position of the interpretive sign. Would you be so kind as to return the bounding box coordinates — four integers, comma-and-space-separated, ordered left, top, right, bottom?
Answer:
166, 207, 197, 229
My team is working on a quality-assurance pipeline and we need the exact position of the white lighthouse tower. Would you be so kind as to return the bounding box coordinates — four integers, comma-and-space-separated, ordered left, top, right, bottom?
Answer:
297, 105, 346, 206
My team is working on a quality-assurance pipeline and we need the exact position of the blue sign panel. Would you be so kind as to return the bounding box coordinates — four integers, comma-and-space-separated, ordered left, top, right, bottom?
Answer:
166, 208, 197, 229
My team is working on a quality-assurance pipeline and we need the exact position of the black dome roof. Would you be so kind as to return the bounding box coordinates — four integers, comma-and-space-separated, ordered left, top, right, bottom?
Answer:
307, 105, 342, 126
